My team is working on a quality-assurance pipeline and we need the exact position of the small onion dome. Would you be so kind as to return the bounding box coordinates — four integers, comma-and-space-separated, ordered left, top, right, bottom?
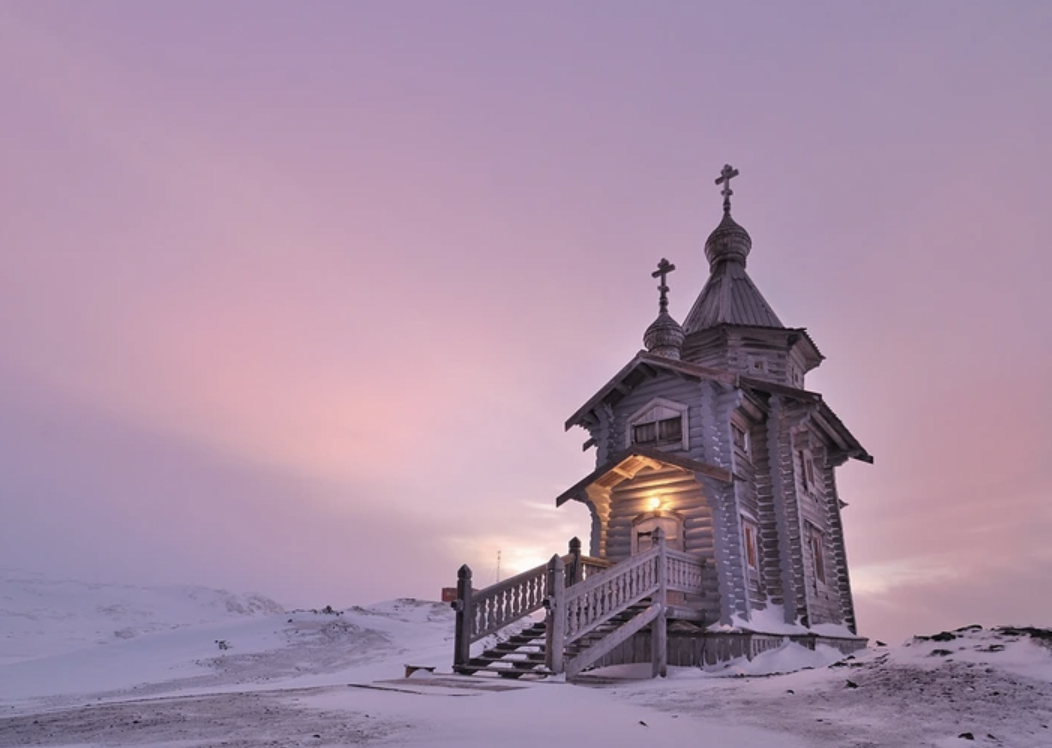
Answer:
704, 211, 752, 269
643, 310, 685, 360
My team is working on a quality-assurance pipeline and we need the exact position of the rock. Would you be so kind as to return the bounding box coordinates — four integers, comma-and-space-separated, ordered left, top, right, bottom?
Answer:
957, 732, 974, 740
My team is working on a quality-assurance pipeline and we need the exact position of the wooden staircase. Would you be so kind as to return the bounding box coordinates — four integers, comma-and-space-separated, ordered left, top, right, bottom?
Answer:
452, 533, 706, 681
457, 621, 550, 678
563, 603, 650, 661
457, 603, 657, 679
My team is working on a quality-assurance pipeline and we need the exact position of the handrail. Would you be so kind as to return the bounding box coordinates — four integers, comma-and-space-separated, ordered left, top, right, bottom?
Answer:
665, 548, 706, 593
452, 533, 705, 676
453, 539, 587, 670
579, 555, 614, 583
469, 561, 551, 643
563, 546, 662, 645
565, 545, 660, 602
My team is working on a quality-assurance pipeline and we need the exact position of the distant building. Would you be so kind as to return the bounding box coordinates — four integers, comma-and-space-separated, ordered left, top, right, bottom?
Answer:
452, 166, 871, 679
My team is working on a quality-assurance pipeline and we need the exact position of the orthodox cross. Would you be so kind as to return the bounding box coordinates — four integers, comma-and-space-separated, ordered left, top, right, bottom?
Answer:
715, 163, 739, 214
652, 258, 676, 314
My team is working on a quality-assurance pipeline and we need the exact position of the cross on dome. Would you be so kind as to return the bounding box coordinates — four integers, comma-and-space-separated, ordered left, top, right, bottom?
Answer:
715, 164, 740, 214
651, 258, 676, 313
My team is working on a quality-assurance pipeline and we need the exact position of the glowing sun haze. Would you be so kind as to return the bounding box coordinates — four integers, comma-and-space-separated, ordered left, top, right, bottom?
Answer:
1, 1, 1049, 645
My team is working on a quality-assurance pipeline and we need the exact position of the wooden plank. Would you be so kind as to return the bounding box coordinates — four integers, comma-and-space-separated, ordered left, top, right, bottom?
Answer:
546, 555, 565, 673
653, 536, 668, 678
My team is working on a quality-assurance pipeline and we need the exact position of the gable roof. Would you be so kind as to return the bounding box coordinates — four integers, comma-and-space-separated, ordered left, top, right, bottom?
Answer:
563, 352, 735, 431
565, 352, 872, 464
555, 446, 733, 507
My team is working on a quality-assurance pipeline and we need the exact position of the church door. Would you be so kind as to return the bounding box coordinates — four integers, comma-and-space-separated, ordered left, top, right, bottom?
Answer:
631, 513, 684, 555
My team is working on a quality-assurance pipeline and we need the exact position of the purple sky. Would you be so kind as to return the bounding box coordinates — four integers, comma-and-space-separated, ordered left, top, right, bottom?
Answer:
1, 2, 1049, 644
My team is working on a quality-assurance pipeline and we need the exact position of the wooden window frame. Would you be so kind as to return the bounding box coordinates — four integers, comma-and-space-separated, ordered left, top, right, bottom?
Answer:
799, 448, 818, 494
732, 422, 751, 457
741, 516, 760, 574
625, 397, 689, 451
806, 521, 827, 588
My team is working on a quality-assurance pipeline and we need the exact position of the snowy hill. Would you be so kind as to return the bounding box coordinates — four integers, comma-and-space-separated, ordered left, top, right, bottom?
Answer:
0, 572, 1049, 748
0, 568, 283, 664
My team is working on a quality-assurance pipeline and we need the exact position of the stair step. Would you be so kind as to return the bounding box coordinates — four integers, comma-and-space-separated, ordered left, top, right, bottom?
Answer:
454, 664, 553, 679
490, 639, 542, 652
496, 634, 545, 647
470, 652, 546, 665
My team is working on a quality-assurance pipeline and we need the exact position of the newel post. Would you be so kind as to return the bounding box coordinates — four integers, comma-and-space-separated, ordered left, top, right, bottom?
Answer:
652, 527, 668, 678
545, 554, 566, 673
567, 536, 583, 586
453, 564, 473, 670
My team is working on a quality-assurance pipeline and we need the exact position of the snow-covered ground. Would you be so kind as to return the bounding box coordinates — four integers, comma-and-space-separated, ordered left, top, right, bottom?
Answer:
1, 571, 1049, 748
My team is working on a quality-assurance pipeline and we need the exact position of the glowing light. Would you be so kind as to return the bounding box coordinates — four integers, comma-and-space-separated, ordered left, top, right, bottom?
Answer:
647, 496, 662, 511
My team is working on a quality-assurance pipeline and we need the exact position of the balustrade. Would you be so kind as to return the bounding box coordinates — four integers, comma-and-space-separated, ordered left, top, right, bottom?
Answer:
453, 533, 706, 674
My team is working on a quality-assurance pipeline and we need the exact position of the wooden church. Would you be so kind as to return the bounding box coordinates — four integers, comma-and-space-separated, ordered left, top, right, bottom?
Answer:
451, 165, 872, 679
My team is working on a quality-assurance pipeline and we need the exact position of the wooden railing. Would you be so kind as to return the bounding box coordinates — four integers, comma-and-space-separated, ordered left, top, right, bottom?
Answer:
466, 563, 548, 641
580, 555, 614, 580
453, 537, 591, 670
452, 531, 705, 678
666, 548, 706, 592
563, 545, 661, 644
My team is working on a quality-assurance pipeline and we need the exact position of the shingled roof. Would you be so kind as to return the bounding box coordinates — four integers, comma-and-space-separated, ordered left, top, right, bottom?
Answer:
682, 208, 784, 332
682, 257, 783, 331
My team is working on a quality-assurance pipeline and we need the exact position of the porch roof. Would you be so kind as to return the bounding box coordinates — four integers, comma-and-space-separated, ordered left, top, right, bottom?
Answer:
555, 446, 733, 508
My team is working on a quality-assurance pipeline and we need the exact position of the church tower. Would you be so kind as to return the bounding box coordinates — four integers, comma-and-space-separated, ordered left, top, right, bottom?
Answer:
558, 165, 871, 635
680, 164, 822, 388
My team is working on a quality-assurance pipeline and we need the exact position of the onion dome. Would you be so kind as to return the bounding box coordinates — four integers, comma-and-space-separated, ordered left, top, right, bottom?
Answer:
705, 164, 752, 269
644, 310, 685, 360
643, 258, 685, 359
704, 210, 752, 269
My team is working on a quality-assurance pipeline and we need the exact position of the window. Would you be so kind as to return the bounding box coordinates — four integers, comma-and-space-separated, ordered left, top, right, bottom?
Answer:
806, 522, 826, 586
632, 416, 682, 445
799, 449, 817, 493
626, 398, 689, 450
742, 517, 760, 572
732, 423, 751, 456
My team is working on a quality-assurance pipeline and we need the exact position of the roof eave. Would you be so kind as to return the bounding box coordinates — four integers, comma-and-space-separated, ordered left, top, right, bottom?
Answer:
555, 446, 733, 507
564, 352, 734, 431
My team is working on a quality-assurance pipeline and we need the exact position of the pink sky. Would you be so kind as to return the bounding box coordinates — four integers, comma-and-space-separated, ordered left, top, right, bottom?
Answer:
1, 2, 1049, 645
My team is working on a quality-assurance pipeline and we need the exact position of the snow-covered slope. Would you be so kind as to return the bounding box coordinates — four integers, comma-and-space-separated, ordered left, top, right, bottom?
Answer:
0, 568, 283, 664
1, 572, 1049, 748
